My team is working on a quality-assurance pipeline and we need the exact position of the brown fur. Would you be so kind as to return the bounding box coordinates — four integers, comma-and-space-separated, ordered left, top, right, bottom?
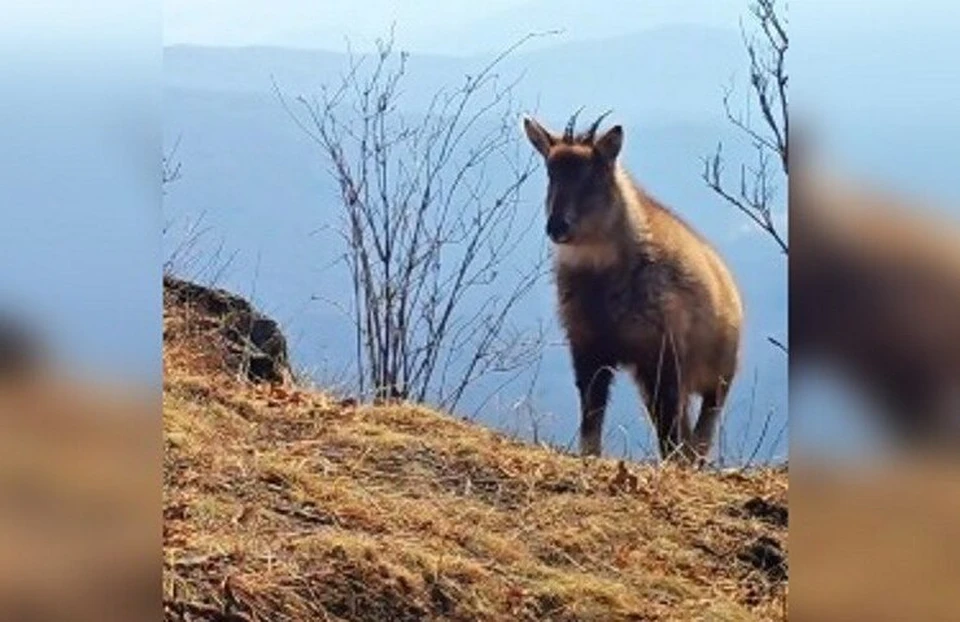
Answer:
523, 114, 743, 463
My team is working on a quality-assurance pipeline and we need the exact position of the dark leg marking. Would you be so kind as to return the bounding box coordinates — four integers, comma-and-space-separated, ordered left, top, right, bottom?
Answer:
641, 335, 693, 463
573, 346, 616, 457
692, 380, 729, 465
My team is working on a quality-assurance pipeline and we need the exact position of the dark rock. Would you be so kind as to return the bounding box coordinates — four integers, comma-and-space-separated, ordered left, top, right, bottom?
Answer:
164, 275, 290, 383
737, 535, 787, 583
742, 496, 788, 527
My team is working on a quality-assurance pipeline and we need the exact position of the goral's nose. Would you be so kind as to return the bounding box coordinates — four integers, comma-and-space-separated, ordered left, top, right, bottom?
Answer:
546, 214, 571, 243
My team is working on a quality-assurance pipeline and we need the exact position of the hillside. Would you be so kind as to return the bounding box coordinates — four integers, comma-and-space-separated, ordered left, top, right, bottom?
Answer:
162, 278, 787, 621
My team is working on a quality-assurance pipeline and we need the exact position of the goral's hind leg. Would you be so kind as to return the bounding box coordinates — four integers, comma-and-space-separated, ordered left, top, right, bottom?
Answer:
637, 353, 694, 464
572, 346, 615, 457
692, 380, 730, 465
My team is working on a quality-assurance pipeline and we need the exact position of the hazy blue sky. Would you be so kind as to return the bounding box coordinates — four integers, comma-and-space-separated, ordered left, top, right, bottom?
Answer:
164, 0, 747, 53
164, 0, 960, 54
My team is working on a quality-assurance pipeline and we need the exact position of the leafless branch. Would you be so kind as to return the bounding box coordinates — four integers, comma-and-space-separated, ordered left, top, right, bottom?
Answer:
767, 336, 788, 354
162, 134, 183, 189
705, 0, 788, 254
161, 138, 237, 286
278, 31, 553, 410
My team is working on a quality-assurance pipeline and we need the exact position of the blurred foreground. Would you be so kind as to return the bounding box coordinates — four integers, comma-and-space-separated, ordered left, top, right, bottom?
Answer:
791, 148, 960, 620
792, 159, 960, 448
0, 1, 160, 617
0, 333, 159, 621
792, 459, 960, 621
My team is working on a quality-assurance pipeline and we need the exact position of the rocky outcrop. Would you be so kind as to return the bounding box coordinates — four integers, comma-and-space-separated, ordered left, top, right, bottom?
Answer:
163, 276, 290, 384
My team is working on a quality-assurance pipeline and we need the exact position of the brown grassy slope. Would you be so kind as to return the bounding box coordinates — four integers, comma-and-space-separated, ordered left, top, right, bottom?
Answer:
163, 282, 788, 621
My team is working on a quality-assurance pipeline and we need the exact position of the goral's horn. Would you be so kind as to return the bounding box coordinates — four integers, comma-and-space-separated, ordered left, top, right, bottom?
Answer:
586, 109, 613, 142
563, 107, 584, 143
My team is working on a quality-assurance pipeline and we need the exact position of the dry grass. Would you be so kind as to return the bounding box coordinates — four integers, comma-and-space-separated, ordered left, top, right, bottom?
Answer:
163, 283, 788, 621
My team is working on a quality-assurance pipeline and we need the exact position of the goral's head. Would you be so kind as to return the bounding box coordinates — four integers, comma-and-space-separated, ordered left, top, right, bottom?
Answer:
523, 110, 624, 245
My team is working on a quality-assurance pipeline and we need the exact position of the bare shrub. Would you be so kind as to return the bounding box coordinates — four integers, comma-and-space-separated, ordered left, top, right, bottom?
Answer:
278, 31, 550, 410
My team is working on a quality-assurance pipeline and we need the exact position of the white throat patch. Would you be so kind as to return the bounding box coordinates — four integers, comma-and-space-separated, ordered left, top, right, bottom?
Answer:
553, 243, 620, 270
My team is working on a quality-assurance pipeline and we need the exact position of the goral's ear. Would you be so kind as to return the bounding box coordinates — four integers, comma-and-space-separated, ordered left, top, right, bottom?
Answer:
594, 125, 623, 162
522, 116, 556, 157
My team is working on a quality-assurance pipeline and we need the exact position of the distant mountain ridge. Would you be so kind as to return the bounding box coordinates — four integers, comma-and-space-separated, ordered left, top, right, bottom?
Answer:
165, 23, 743, 124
